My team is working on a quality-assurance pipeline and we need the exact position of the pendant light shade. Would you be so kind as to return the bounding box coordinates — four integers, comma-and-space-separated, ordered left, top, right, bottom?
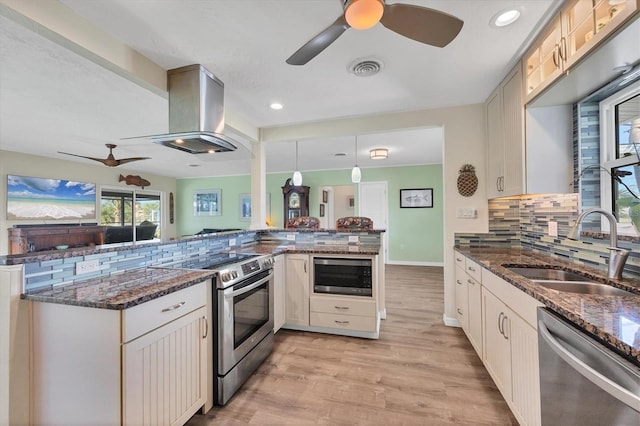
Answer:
292, 140, 303, 186
351, 136, 361, 183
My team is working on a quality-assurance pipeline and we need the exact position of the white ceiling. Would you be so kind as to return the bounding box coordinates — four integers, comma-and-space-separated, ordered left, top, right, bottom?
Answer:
0, 0, 556, 178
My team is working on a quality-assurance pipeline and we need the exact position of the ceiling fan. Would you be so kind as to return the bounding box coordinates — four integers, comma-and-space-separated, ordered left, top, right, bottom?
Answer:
58, 144, 151, 167
286, 0, 464, 65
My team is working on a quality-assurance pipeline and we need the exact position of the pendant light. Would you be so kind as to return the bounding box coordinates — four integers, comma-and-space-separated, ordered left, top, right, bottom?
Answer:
292, 140, 303, 186
351, 136, 361, 183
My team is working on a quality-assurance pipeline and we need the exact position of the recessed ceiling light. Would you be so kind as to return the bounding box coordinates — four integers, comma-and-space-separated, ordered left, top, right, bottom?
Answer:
492, 9, 521, 27
270, 103, 283, 110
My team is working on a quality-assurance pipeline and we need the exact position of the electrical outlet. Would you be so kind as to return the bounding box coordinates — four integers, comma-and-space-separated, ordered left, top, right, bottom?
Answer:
229, 238, 236, 246
76, 259, 100, 275
348, 235, 359, 243
548, 221, 558, 237
286, 234, 296, 241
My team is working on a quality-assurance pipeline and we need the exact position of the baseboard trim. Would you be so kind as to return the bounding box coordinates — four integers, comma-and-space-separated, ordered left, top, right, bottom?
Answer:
443, 314, 461, 328
386, 260, 444, 267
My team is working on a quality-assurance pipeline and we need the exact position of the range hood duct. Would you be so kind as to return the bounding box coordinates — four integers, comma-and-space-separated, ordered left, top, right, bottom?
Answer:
151, 64, 237, 154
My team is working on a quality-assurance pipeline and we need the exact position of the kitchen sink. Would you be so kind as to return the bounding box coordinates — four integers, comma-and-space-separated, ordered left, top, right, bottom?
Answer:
534, 281, 635, 297
506, 267, 588, 282
505, 266, 636, 297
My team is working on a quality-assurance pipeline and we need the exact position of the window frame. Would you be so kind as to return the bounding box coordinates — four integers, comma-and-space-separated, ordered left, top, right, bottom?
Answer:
599, 80, 640, 234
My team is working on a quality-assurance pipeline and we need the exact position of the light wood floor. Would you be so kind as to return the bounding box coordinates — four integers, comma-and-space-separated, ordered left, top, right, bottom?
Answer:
187, 265, 517, 425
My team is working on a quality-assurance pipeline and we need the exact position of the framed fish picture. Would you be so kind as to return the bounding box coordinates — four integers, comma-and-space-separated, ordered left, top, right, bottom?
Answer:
400, 188, 433, 208
7, 175, 96, 220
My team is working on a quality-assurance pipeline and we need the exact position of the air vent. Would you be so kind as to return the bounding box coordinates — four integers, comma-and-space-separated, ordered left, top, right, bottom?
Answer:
349, 58, 384, 77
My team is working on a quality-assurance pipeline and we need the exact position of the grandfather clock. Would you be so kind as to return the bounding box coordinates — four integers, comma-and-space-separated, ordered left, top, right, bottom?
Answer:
282, 178, 310, 222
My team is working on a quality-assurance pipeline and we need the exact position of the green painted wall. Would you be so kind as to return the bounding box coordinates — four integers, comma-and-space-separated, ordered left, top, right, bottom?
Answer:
176, 164, 443, 264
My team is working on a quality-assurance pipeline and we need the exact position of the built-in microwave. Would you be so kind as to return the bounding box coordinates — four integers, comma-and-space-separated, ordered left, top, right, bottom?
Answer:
313, 257, 373, 297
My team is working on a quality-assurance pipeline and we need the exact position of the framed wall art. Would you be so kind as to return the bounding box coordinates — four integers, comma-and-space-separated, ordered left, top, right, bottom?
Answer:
239, 193, 271, 222
319, 203, 325, 217
7, 175, 96, 220
194, 189, 221, 216
400, 188, 433, 208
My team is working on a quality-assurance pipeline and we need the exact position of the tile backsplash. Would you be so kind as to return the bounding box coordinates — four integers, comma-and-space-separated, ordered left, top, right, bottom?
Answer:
456, 193, 640, 279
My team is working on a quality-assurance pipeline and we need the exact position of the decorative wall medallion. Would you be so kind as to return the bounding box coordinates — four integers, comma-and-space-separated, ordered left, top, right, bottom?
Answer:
457, 164, 478, 197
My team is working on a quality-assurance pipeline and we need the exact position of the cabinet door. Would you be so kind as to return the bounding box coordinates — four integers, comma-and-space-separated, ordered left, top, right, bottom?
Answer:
284, 254, 310, 326
123, 306, 207, 426
510, 314, 541, 426
273, 254, 286, 332
482, 289, 512, 401
501, 67, 525, 196
486, 88, 504, 198
454, 266, 469, 332
524, 15, 563, 103
466, 274, 483, 358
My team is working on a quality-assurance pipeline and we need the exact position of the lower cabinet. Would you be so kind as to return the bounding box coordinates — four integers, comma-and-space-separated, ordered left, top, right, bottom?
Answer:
31, 281, 210, 425
284, 253, 310, 327
273, 254, 286, 332
309, 295, 377, 333
454, 251, 542, 426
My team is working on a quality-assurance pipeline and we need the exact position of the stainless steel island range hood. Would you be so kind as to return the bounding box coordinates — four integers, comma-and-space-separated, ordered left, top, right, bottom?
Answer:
151, 64, 237, 154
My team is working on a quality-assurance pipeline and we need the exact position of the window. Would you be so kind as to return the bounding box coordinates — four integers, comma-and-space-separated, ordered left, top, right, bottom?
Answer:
600, 81, 640, 234
100, 188, 161, 243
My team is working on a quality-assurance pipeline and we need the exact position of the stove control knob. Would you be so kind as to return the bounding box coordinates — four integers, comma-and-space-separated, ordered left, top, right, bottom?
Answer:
221, 272, 230, 282
232, 271, 239, 279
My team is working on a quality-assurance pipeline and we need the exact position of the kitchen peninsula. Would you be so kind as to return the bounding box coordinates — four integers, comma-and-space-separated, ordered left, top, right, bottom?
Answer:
1, 227, 385, 425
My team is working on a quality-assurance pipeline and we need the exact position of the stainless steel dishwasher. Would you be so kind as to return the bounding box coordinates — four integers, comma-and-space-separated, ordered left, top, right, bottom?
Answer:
537, 308, 640, 425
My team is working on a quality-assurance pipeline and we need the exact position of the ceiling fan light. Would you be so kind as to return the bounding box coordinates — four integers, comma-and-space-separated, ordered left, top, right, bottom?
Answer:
370, 148, 388, 160
351, 166, 362, 183
345, 0, 384, 30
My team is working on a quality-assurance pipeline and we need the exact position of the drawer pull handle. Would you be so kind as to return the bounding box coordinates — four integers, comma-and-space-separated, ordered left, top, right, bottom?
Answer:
456, 257, 462, 261
202, 316, 209, 339
457, 308, 463, 315
334, 320, 350, 325
468, 266, 476, 272
334, 306, 349, 310
162, 302, 185, 312
467, 279, 475, 285
456, 280, 463, 285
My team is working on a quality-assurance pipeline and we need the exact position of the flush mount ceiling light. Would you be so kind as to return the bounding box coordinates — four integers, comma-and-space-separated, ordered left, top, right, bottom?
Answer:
370, 148, 388, 160
292, 140, 303, 186
270, 102, 283, 110
491, 8, 521, 27
344, 0, 384, 30
351, 136, 362, 183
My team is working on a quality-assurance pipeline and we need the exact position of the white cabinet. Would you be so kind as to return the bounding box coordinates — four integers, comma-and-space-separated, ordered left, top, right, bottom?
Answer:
466, 272, 483, 357
482, 269, 543, 426
309, 295, 377, 333
273, 254, 286, 332
284, 253, 310, 327
31, 281, 210, 425
455, 253, 483, 358
486, 65, 525, 198
454, 264, 469, 331
525, 0, 639, 103
123, 306, 207, 426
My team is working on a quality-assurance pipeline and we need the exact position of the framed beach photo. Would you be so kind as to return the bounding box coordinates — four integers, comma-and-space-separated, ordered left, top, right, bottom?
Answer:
7, 175, 96, 220
239, 193, 271, 221
194, 189, 221, 216
400, 188, 433, 208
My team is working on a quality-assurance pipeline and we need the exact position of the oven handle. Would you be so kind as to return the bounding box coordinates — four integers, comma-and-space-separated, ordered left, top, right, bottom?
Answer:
223, 272, 272, 299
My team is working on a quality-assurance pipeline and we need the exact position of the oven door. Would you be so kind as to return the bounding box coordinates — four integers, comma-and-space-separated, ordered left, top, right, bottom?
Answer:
218, 269, 273, 375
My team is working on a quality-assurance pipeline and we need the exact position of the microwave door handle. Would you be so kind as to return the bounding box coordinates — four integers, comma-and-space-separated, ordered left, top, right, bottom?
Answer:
224, 273, 272, 299
538, 319, 640, 410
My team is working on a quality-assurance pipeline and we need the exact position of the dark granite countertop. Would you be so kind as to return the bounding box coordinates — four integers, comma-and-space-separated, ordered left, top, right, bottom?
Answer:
455, 246, 640, 365
22, 267, 215, 310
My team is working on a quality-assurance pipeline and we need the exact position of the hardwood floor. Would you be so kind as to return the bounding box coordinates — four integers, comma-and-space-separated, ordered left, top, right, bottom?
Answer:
187, 265, 518, 425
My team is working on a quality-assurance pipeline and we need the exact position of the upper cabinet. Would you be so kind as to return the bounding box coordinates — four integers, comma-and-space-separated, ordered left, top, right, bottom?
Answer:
525, 0, 639, 104
486, 66, 525, 198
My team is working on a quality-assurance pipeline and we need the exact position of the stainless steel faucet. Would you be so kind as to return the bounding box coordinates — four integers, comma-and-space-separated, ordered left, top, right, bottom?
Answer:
567, 208, 630, 280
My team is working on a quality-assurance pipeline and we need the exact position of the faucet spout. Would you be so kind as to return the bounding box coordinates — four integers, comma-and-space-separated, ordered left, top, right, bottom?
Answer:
568, 208, 629, 280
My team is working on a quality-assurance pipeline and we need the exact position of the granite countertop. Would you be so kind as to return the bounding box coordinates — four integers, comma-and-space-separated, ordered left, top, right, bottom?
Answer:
22, 267, 215, 310
455, 246, 640, 365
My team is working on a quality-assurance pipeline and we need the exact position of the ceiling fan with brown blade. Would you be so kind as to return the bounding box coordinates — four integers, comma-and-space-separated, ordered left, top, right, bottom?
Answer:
286, 0, 464, 65
58, 144, 151, 167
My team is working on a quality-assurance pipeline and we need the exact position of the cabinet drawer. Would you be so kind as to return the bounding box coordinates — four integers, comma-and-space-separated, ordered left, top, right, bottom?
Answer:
454, 252, 466, 269
122, 282, 207, 342
310, 312, 377, 332
465, 258, 482, 283
310, 296, 376, 317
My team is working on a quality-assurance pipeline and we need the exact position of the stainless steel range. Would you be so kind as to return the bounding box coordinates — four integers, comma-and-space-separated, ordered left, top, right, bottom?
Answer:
160, 252, 275, 405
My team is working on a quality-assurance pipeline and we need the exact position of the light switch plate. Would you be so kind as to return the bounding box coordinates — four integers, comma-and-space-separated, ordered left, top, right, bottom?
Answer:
286, 234, 296, 241
548, 221, 558, 237
348, 236, 359, 243
456, 207, 477, 219
229, 238, 236, 246
76, 259, 100, 275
